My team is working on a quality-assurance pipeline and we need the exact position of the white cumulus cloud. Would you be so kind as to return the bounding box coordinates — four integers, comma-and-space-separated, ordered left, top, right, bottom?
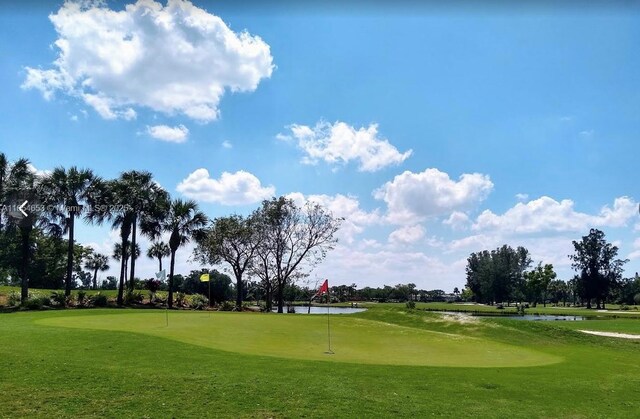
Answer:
283, 121, 412, 172
22, 0, 274, 122
443, 211, 470, 231
27, 164, 51, 178
472, 196, 638, 234
374, 168, 493, 224
389, 224, 425, 245
177, 169, 275, 205
147, 124, 189, 143
315, 242, 465, 291
628, 238, 640, 261
286, 192, 381, 244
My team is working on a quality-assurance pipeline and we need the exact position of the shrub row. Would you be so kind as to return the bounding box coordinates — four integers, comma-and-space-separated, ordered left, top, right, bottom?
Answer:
4, 290, 110, 309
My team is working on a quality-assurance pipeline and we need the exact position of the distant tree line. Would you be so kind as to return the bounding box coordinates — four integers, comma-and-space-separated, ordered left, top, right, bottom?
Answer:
464, 229, 635, 308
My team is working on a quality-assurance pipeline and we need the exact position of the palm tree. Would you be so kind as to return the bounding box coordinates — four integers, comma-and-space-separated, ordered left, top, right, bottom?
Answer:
103, 172, 168, 303
111, 211, 134, 305
0, 153, 8, 230
147, 241, 170, 273
117, 171, 168, 293
98, 177, 135, 305
160, 199, 208, 308
84, 251, 110, 290
2, 156, 38, 302
40, 167, 102, 296
112, 241, 140, 289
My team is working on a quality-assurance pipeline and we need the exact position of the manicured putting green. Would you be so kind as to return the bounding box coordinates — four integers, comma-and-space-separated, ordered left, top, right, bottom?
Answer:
38, 311, 561, 367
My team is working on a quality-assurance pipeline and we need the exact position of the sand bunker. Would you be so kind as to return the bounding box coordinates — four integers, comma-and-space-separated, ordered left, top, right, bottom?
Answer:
579, 330, 640, 340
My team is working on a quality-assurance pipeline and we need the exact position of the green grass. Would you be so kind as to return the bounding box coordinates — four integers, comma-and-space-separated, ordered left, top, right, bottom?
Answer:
37, 311, 560, 367
399, 301, 640, 317
1, 306, 640, 418
547, 318, 640, 335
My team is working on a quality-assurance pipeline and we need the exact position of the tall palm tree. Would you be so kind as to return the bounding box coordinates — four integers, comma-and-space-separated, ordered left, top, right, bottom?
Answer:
117, 171, 168, 293
112, 241, 140, 289
84, 251, 110, 290
40, 167, 102, 296
103, 172, 168, 302
160, 199, 207, 308
3, 156, 39, 302
147, 241, 170, 273
0, 153, 8, 230
98, 177, 135, 305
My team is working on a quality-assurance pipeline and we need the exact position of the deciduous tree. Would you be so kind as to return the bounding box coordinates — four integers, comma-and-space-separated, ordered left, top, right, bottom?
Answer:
569, 229, 627, 309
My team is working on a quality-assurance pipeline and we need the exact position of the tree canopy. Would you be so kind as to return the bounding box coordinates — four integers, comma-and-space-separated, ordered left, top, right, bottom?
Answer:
569, 228, 627, 309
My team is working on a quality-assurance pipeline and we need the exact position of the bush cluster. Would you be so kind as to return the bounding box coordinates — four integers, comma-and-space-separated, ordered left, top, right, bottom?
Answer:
90, 293, 109, 307
124, 291, 144, 305
189, 294, 209, 310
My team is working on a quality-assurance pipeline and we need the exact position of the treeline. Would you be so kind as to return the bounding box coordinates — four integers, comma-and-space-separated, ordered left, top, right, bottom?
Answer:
246, 282, 455, 304
464, 229, 637, 308
0, 153, 342, 312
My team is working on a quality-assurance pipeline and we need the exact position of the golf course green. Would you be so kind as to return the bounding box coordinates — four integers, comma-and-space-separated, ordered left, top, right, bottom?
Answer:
37, 311, 560, 367
1, 306, 639, 418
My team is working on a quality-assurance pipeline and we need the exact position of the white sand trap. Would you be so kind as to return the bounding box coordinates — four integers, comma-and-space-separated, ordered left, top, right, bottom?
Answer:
438, 312, 479, 324
579, 330, 640, 339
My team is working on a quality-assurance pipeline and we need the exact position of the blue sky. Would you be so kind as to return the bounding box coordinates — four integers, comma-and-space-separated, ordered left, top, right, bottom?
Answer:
1, 1, 639, 291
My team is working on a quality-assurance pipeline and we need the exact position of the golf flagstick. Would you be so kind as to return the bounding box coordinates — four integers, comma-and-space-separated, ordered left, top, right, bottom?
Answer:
156, 269, 168, 327
327, 296, 333, 354
198, 272, 211, 317
326, 281, 334, 354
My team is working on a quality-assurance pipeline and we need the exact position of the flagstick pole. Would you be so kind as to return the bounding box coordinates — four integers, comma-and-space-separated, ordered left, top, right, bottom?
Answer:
208, 280, 211, 318
327, 291, 333, 354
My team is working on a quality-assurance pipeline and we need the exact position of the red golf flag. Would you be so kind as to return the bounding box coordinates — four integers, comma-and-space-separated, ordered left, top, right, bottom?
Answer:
315, 279, 329, 298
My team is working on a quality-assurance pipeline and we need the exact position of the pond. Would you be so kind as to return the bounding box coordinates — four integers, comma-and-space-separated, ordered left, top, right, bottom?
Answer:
273, 306, 367, 315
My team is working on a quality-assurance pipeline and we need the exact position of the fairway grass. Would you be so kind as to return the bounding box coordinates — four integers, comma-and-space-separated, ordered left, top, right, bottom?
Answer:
37, 311, 561, 368
2, 307, 640, 418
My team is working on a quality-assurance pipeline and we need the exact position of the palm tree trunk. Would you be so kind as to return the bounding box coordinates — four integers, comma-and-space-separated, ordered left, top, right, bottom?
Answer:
0, 172, 4, 230
117, 243, 127, 305
128, 216, 137, 293
168, 251, 176, 308
65, 214, 75, 297
158, 257, 163, 273
92, 268, 98, 290
20, 226, 31, 304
